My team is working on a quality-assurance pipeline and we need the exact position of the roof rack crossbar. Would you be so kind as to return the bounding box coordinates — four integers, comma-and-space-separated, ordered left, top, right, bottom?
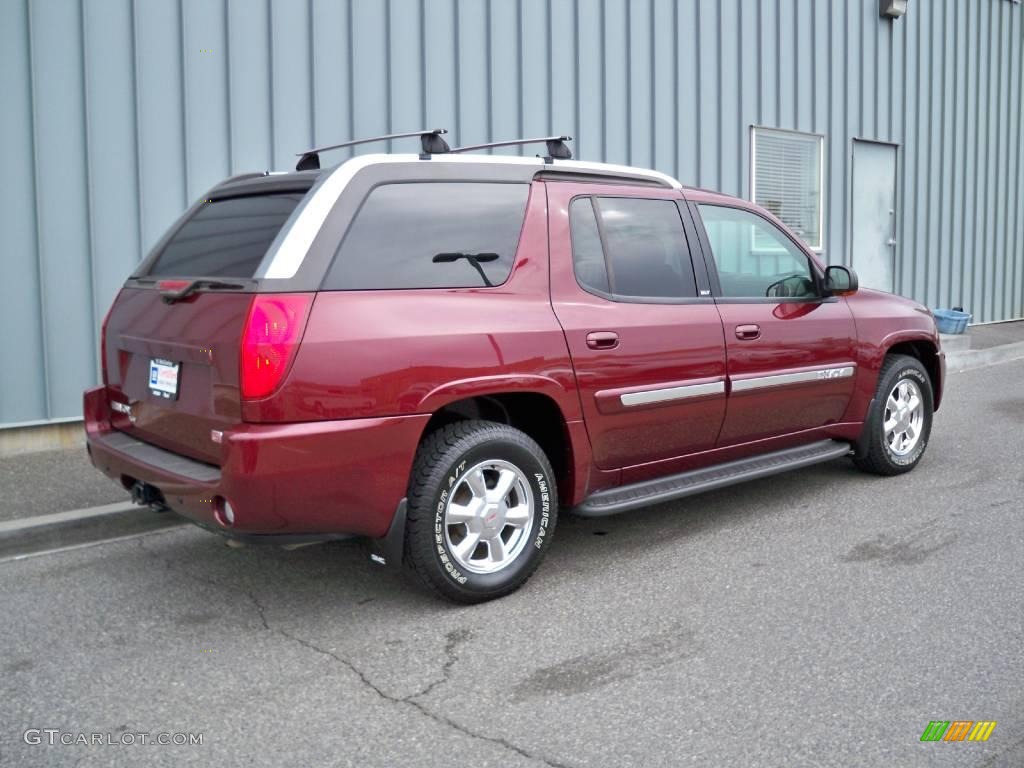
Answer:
295, 129, 450, 170
449, 135, 573, 161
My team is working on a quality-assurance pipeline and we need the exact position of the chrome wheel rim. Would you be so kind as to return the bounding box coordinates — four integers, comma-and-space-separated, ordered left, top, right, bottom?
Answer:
444, 459, 534, 575
883, 378, 924, 456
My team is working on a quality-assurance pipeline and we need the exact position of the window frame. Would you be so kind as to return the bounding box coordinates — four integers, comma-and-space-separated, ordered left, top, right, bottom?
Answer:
689, 201, 833, 305
320, 179, 531, 291
749, 126, 826, 252
568, 194, 713, 305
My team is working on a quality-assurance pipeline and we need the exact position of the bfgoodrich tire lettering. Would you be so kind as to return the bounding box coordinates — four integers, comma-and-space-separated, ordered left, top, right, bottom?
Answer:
404, 420, 558, 603
854, 354, 933, 476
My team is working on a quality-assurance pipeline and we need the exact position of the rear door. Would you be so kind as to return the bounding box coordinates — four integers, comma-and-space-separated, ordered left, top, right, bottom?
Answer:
691, 201, 858, 446
104, 185, 312, 464
547, 182, 727, 474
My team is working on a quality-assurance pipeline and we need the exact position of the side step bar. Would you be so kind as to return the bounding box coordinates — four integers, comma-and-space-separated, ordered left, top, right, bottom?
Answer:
574, 440, 852, 518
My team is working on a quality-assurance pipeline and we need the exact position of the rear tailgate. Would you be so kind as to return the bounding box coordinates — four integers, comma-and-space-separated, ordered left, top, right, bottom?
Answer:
101, 180, 315, 464
104, 288, 253, 464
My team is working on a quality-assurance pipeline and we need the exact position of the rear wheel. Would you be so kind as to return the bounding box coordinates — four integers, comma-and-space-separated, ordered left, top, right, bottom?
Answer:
854, 354, 933, 476
404, 420, 558, 603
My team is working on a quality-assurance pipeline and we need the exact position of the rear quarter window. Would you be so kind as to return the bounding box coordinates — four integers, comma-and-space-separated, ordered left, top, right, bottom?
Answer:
147, 193, 306, 278
322, 182, 530, 290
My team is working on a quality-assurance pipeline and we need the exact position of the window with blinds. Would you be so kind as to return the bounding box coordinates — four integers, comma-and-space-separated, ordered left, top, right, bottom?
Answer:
751, 128, 824, 250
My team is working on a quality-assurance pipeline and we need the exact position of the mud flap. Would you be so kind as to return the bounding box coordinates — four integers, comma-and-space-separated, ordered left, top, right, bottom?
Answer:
852, 397, 877, 459
370, 498, 407, 568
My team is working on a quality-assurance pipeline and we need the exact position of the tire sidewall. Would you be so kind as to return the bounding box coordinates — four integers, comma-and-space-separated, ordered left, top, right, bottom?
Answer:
427, 437, 556, 595
878, 362, 933, 469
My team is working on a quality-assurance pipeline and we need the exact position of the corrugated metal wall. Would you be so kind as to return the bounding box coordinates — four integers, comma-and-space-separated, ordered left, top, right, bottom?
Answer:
2, 0, 1022, 426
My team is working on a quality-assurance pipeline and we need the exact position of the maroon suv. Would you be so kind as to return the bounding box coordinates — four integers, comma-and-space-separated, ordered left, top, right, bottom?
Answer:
85, 131, 944, 603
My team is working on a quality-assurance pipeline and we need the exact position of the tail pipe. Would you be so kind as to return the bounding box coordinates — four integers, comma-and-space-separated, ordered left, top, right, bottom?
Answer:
130, 481, 170, 513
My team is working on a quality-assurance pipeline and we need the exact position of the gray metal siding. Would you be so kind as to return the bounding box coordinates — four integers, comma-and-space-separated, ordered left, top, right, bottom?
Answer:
2, 0, 1022, 426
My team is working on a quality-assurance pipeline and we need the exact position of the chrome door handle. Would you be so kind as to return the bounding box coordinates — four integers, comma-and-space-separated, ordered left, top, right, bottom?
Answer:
735, 324, 761, 340
586, 331, 619, 350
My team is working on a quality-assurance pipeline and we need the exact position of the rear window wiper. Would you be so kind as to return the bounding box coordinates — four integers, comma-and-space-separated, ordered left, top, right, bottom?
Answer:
158, 279, 247, 303
432, 252, 499, 287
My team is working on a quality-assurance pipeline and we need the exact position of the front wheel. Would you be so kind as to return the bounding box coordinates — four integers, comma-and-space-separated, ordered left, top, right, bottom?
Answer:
404, 420, 558, 603
854, 354, 934, 476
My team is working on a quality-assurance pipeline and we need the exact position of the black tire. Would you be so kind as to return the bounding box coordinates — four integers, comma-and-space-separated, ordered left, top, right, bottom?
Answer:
404, 420, 558, 603
853, 354, 934, 476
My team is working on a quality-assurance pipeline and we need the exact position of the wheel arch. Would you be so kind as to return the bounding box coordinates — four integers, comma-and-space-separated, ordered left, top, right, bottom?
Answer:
416, 389, 587, 508
883, 338, 943, 411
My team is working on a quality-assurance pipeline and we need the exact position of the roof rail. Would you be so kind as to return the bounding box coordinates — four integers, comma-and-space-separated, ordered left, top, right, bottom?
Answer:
295, 129, 450, 170
449, 135, 573, 162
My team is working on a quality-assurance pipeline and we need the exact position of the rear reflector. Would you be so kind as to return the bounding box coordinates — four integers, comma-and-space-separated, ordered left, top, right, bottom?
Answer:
240, 294, 313, 400
214, 496, 236, 528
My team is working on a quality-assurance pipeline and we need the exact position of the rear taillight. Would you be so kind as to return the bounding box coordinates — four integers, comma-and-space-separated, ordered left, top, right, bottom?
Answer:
240, 294, 313, 400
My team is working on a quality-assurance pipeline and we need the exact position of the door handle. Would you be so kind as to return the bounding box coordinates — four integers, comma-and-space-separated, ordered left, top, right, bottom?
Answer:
586, 331, 619, 350
735, 324, 761, 340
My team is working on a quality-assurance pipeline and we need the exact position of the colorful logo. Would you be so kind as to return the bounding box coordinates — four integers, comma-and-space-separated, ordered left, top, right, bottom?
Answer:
920, 721, 997, 742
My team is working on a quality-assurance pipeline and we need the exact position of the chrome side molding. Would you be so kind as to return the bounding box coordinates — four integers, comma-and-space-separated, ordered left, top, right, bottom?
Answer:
620, 381, 726, 407
730, 364, 856, 393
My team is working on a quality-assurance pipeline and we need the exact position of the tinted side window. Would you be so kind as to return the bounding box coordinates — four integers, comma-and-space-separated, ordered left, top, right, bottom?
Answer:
592, 197, 698, 299
324, 182, 530, 290
149, 193, 306, 278
698, 204, 816, 298
569, 198, 610, 294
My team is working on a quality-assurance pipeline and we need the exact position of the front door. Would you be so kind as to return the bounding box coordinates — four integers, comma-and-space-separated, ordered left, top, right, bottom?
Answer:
851, 140, 898, 292
547, 182, 728, 471
693, 202, 859, 446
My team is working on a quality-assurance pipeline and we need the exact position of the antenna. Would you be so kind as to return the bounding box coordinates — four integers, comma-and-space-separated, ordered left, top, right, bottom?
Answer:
295, 129, 450, 170
449, 135, 573, 162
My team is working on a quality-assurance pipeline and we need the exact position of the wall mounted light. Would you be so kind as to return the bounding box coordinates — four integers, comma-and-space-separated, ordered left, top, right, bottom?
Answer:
879, 0, 908, 18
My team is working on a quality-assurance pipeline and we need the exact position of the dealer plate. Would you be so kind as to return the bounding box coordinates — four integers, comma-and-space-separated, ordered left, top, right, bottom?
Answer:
149, 358, 180, 399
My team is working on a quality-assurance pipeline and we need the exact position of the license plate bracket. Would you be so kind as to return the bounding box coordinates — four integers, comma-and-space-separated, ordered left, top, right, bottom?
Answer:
149, 358, 180, 400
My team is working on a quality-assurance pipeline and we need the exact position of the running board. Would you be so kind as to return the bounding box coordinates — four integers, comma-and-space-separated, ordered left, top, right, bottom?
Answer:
574, 440, 852, 517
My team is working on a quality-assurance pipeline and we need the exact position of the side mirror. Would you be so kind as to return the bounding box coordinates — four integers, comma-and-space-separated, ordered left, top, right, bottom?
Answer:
825, 265, 858, 296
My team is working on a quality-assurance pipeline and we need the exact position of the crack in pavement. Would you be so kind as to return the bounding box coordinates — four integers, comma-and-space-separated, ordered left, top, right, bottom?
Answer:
278, 627, 572, 768
136, 538, 572, 768
406, 627, 472, 701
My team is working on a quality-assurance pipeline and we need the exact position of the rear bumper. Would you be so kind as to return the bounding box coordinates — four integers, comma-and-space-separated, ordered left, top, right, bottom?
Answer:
84, 386, 429, 538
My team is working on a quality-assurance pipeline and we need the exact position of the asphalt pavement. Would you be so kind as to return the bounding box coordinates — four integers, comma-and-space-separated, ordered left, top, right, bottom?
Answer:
1, 360, 1021, 767
0, 446, 128, 522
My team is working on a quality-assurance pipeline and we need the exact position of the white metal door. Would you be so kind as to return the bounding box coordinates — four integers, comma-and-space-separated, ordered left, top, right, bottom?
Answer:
851, 141, 898, 292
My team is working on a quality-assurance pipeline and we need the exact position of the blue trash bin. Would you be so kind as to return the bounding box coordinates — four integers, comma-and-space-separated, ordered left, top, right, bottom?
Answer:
933, 308, 971, 334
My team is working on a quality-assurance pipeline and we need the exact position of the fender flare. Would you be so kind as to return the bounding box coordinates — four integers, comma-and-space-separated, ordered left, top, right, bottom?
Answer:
416, 374, 583, 422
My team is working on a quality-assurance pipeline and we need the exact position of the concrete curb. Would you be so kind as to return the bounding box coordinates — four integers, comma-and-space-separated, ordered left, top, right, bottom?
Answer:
0, 502, 186, 560
946, 340, 1024, 373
